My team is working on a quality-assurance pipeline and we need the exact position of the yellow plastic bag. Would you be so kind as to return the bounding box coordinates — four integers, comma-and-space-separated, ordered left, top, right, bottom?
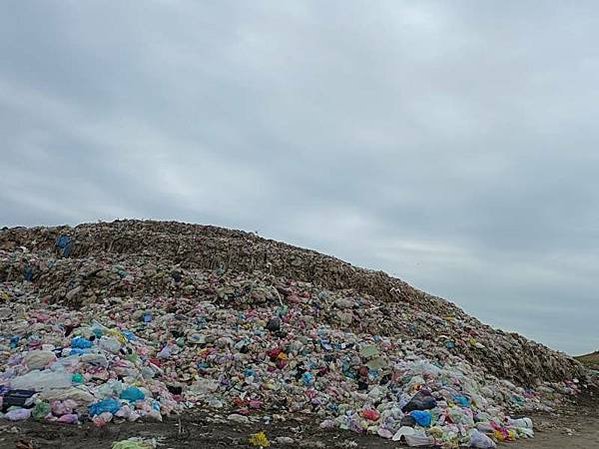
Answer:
248, 431, 270, 447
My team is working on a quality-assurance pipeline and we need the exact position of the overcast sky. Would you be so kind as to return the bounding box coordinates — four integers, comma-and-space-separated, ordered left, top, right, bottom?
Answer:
2, 1, 598, 355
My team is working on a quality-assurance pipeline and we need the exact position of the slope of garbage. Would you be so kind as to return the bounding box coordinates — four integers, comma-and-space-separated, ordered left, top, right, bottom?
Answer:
0, 220, 588, 448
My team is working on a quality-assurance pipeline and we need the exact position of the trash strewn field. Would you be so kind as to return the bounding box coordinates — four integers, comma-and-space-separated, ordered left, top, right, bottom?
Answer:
0, 220, 593, 448
1, 401, 598, 449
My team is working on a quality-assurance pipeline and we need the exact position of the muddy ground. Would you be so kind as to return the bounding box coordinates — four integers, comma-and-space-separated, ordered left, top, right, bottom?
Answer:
1, 395, 597, 449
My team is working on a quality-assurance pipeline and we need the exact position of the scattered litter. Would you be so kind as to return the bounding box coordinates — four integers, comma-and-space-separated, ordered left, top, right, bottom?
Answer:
248, 431, 270, 447
111, 437, 157, 449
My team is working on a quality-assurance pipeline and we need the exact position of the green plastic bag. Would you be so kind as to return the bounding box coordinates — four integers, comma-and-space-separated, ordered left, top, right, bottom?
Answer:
32, 401, 51, 420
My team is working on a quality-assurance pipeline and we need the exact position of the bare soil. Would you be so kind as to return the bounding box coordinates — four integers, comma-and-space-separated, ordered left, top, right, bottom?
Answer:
576, 352, 599, 371
1, 398, 597, 449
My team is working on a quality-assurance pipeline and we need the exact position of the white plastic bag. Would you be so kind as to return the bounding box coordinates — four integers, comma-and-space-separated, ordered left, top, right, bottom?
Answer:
392, 426, 416, 441
405, 433, 435, 447
99, 336, 121, 353
507, 417, 533, 429
11, 370, 72, 391
470, 430, 496, 448
24, 350, 57, 370
5, 408, 32, 421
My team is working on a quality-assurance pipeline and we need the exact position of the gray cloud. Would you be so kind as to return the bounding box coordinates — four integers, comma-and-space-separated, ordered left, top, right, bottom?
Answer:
2, 1, 598, 354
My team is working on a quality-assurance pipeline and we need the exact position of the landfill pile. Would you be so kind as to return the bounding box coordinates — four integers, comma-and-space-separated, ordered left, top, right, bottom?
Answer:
0, 220, 587, 447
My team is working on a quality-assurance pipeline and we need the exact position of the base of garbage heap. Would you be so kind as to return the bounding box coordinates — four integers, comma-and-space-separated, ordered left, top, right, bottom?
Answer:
2, 403, 599, 449
0, 289, 578, 448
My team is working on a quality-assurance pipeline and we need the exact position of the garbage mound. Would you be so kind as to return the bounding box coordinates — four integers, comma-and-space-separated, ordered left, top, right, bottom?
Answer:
0, 220, 587, 447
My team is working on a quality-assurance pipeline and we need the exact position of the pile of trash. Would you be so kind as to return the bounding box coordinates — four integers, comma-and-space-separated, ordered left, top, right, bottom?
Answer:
0, 220, 588, 447
0, 313, 177, 426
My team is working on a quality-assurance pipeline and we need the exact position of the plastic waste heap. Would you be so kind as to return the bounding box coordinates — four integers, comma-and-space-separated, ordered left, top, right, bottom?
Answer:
0, 221, 587, 447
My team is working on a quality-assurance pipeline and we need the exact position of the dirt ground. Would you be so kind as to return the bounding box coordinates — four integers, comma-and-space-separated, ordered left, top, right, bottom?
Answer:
1, 397, 598, 449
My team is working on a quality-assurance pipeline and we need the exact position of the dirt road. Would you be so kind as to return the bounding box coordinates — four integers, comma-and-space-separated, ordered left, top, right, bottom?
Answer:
515, 409, 599, 449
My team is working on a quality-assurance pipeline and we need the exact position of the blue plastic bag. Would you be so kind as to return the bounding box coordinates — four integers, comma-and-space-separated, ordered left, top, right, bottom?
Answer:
410, 410, 432, 427
302, 372, 315, 386
24, 266, 33, 282
88, 398, 120, 416
122, 330, 136, 341
120, 386, 145, 402
454, 395, 471, 407
71, 336, 92, 349
69, 348, 86, 356
10, 336, 20, 349
56, 235, 72, 257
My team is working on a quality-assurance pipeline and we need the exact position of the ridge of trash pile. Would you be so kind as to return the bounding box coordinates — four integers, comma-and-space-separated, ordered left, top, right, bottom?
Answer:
0, 220, 584, 385
0, 220, 588, 448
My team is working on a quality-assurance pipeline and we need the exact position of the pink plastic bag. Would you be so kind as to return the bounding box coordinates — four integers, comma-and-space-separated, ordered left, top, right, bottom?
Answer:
92, 411, 113, 427
57, 413, 79, 424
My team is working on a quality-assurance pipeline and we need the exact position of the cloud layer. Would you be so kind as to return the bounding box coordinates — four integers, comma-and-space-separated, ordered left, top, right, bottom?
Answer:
2, 1, 598, 354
